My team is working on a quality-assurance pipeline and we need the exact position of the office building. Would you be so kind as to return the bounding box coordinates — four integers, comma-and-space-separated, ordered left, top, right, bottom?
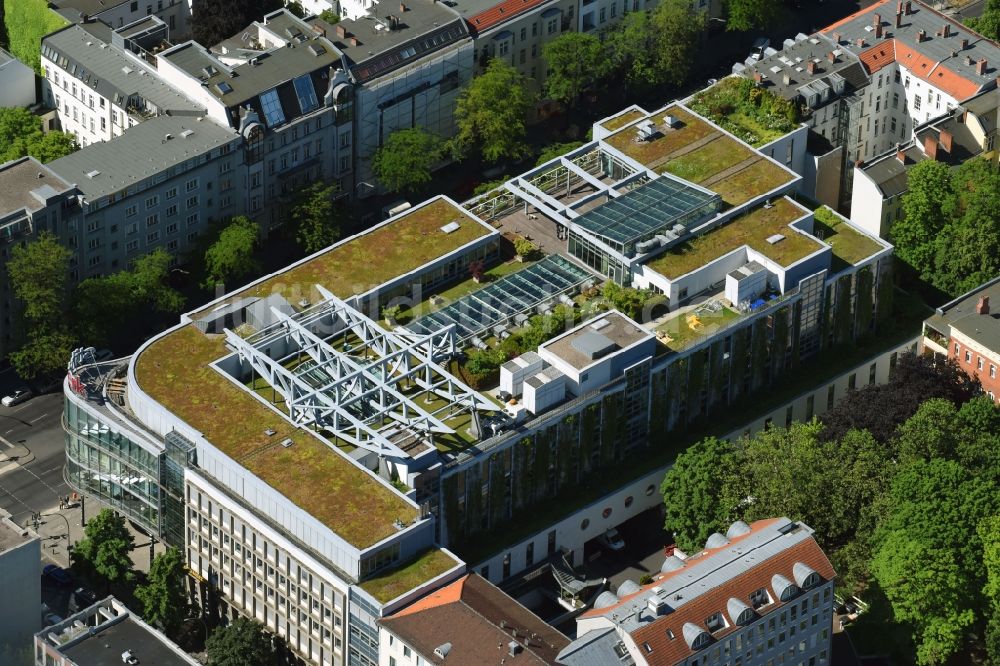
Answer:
557, 518, 836, 666
922, 276, 1000, 403
0, 509, 41, 666
34, 596, 198, 666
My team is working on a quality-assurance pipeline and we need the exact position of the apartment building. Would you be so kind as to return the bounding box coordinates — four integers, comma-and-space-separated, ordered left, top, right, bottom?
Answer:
922, 277, 1000, 403
378, 573, 569, 665
740, 0, 1000, 214
557, 518, 836, 666
50, 0, 191, 38
851, 86, 997, 238
0, 509, 41, 666
41, 18, 204, 147
0, 48, 36, 108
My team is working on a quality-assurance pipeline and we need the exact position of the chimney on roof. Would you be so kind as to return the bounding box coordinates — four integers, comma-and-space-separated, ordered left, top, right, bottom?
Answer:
873, 13, 881, 29
508, 641, 522, 657
897, 0, 903, 14
827, 51, 836, 63
753, 71, 763, 83
348, 36, 359, 46
960, 38, 969, 49
923, 133, 939, 160
856, 37, 866, 48
400, 1, 407, 9
833, 31, 841, 44
976, 58, 987, 75
807, 60, 817, 75
783, 72, 791, 86
335, 24, 346, 38
939, 128, 953, 153
905, 1, 912, 14
976, 296, 990, 315
917, 29, 926, 43
875, 22, 883, 39
896, 146, 906, 163
942, 23, 950, 38
896, 11, 903, 28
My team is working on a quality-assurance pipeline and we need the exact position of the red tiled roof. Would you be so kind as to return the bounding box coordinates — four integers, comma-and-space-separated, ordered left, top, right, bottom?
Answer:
821, 0, 892, 33
630, 538, 837, 665
857, 39, 985, 100
580, 519, 784, 620
858, 41, 896, 74
466, 0, 552, 35
380, 574, 569, 664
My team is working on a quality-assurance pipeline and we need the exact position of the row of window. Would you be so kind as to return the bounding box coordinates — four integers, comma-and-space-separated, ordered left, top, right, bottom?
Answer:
956, 342, 998, 379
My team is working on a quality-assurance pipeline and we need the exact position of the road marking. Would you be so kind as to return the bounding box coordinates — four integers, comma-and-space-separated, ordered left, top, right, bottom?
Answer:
30, 413, 49, 424
0, 462, 19, 475
3, 429, 12, 435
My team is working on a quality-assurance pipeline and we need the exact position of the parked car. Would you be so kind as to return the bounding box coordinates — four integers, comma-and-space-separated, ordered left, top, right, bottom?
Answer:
43, 564, 73, 586
43, 612, 63, 626
599, 528, 626, 552
69, 587, 98, 613
2, 387, 32, 406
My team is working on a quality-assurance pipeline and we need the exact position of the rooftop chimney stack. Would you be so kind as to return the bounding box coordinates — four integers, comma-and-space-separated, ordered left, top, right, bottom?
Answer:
335, 24, 346, 38
961, 38, 969, 49
897, 0, 903, 14
896, 11, 903, 28
917, 29, 926, 43
923, 133, 939, 160
896, 144, 906, 163
874, 13, 881, 29
833, 31, 841, 44
942, 23, 950, 38
976, 58, 987, 75
400, 2, 407, 10
807, 60, 817, 74
753, 71, 763, 83
856, 37, 866, 48
939, 129, 953, 153
783, 72, 791, 86
827, 51, 836, 63
976, 296, 990, 315
905, 1, 912, 14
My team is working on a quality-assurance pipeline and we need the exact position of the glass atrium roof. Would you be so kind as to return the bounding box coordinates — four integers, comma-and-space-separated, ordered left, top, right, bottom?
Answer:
405, 255, 593, 342
573, 177, 720, 247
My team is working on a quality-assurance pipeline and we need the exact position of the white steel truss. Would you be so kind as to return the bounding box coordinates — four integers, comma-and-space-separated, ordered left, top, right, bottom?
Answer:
225, 288, 495, 458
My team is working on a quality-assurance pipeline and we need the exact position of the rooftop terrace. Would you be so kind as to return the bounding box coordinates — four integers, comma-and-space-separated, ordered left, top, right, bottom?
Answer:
359, 547, 460, 603
812, 205, 885, 270
687, 77, 800, 148
645, 197, 819, 279
134, 325, 418, 549
604, 106, 796, 208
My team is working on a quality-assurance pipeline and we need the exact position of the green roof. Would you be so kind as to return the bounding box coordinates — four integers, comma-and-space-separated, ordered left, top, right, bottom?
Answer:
646, 197, 821, 279
359, 548, 459, 603
600, 109, 645, 132
813, 206, 884, 270
135, 326, 419, 550
688, 77, 799, 148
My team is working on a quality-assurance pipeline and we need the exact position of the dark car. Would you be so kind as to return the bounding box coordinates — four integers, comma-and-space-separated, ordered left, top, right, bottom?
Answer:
68, 587, 98, 613
43, 564, 73, 586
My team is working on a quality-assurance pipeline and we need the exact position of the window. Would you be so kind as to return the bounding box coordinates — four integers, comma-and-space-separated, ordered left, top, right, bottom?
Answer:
293, 75, 319, 114
991, 364, 996, 379
167, 223, 178, 234
966, 350, 973, 363
126, 239, 139, 252
259, 88, 286, 127
186, 196, 198, 210
147, 231, 159, 243
187, 213, 199, 226
166, 204, 178, 217
914, 95, 921, 111
978, 357, 985, 371
498, 40, 509, 56
145, 195, 159, 209
146, 214, 159, 227
827, 384, 835, 410
848, 373, 856, 390
599, 7, 605, 22
869, 362, 877, 385
705, 612, 727, 633
185, 178, 198, 192
547, 18, 557, 34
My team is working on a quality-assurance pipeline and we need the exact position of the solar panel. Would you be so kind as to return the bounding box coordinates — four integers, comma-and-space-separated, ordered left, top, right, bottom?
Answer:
572, 178, 720, 248
406, 255, 592, 342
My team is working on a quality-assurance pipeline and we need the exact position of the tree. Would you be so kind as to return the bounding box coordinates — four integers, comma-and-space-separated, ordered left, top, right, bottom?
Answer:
966, 0, 1000, 40
203, 216, 260, 288
71, 509, 135, 586
318, 8, 340, 23
372, 128, 441, 193
513, 238, 537, 260
290, 181, 343, 254
542, 32, 606, 107
725, 0, 782, 32
535, 141, 583, 166
7, 231, 71, 329
892, 160, 955, 279
660, 437, 737, 553
9, 329, 76, 382
979, 515, 1000, 661
820, 353, 980, 443
205, 617, 275, 666
605, 0, 705, 91
191, 0, 283, 48
284, 0, 305, 17
0, 108, 76, 163
452, 59, 534, 163
135, 547, 189, 637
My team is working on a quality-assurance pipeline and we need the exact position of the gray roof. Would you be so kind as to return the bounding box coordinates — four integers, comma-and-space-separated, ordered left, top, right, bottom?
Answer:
42, 24, 202, 115
744, 34, 867, 103
57, 609, 195, 666
0, 157, 75, 215
927, 276, 1000, 352
861, 144, 922, 197
310, 0, 469, 83
48, 115, 238, 200
50, 0, 132, 19
557, 627, 634, 666
962, 86, 999, 135
0, 47, 17, 66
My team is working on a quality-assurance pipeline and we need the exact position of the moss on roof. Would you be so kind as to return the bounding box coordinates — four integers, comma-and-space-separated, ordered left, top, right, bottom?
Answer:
238, 198, 491, 304
600, 109, 645, 132
646, 198, 821, 279
604, 107, 716, 169
360, 548, 459, 603
135, 325, 418, 549
813, 205, 884, 269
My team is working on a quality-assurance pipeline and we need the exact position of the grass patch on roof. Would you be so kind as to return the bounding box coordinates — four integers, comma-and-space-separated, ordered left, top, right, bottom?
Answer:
604, 107, 715, 169
241, 199, 490, 304
360, 548, 458, 603
707, 158, 796, 207
659, 136, 755, 184
646, 198, 820, 279
813, 205, 884, 270
688, 77, 799, 148
135, 325, 418, 548
601, 109, 645, 132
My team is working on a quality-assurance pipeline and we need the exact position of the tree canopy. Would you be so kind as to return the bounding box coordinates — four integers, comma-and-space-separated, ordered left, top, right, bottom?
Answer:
0, 107, 77, 163
660, 436, 736, 553
203, 215, 260, 288
71, 509, 135, 587
605, 0, 706, 91
136, 547, 189, 637
206, 617, 276, 666
542, 32, 606, 107
891, 157, 1000, 296
372, 128, 442, 193
452, 59, 534, 164
724, 0, 782, 32
191, 0, 283, 48
966, 0, 1000, 40
290, 181, 343, 254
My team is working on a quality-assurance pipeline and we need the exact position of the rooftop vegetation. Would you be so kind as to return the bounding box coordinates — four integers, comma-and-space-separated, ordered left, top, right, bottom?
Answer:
600, 109, 646, 132
135, 325, 418, 548
646, 198, 820, 279
813, 206, 885, 270
688, 77, 799, 147
359, 548, 458, 603
238, 199, 491, 305
656, 302, 742, 351
604, 107, 715, 169
705, 158, 797, 207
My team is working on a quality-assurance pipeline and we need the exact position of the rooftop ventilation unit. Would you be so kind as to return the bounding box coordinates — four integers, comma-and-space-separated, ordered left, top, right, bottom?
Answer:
663, 114, 680, 128
766, 234, 785, 245
440, 221, 460, 233
280, 438, 293, 448
636, 120, 657, 141
85, 170, 100, 178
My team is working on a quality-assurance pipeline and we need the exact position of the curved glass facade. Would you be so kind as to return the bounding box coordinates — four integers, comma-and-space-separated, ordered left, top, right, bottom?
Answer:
64, 395, 164, 537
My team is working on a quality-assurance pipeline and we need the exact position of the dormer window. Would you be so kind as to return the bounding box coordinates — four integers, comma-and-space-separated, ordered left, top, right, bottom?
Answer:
705, 612, 727, 634
749, 587, 772, 609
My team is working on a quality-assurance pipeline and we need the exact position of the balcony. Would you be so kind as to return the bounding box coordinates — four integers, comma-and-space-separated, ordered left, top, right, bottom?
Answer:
922, 324, 949, 355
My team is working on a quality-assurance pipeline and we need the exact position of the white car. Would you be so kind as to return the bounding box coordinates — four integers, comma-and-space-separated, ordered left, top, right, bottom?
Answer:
2, 387, 32, 407
600, 528, 626, 552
